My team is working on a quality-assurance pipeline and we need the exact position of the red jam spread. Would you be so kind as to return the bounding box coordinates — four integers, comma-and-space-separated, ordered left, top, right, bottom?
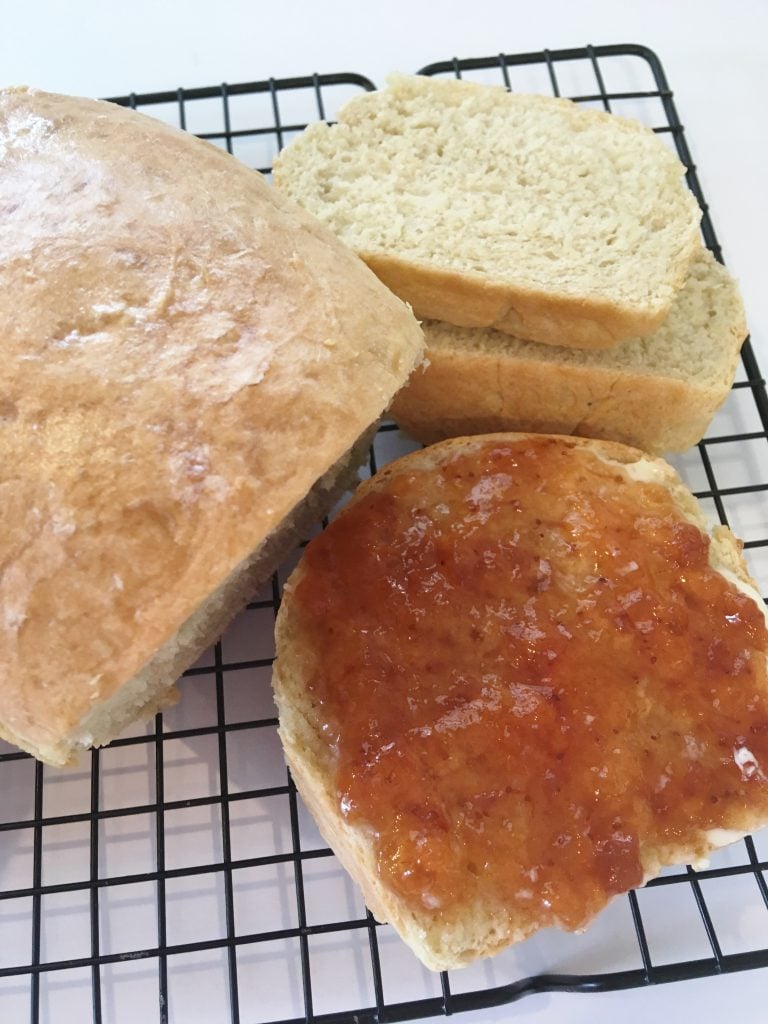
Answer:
294, 438, 768, 928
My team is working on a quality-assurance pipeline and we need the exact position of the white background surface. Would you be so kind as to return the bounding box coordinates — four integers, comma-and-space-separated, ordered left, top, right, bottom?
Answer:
2, 2, 767, 1023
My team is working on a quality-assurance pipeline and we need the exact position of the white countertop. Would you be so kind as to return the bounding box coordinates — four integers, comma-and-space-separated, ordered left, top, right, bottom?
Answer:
1, 2, 767, 1022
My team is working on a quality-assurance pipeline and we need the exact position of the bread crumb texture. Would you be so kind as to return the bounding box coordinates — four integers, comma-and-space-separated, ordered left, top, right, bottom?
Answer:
274, 74, 701, 345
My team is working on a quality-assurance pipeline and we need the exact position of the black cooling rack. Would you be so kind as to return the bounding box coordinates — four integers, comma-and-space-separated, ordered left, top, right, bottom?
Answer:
1, 42, 768, 1024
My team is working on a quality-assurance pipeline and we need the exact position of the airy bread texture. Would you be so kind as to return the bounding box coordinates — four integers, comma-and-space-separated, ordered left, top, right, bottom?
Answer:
391, 248, 747, 453
273, 74, 701, 349
273, 434, 768, 971
0, 87, 423, 766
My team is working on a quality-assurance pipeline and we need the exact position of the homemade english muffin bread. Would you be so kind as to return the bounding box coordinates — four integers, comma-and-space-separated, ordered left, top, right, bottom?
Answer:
392, 248, 747, 453
0, 86, 423, 766
273, 434, 768, 970
273, 74, 702, 349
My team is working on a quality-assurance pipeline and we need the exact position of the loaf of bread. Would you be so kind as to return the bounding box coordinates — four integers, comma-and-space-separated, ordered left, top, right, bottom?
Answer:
273, 433, 768, 970
0, 87, 423, 766
392, 248, 746, 453
273, 74, 701, 349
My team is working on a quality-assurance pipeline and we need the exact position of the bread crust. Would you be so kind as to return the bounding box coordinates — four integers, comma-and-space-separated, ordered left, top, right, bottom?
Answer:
272, 433, 768, 970
0, 87, 423, 765
0, 426, 375, 765
390, 335, 738, 455
363, 251, 670, 350
390, 251, 747, 453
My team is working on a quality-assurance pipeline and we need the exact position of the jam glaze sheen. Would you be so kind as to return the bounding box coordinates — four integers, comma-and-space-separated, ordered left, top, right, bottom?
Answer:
294, 438, 768, 932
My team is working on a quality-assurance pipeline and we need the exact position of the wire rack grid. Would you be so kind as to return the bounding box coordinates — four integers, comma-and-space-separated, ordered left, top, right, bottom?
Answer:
1, 42, 767, 1024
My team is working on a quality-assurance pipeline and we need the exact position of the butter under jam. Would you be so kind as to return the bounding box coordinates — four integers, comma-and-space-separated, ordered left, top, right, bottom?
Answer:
294, 438, 768, 930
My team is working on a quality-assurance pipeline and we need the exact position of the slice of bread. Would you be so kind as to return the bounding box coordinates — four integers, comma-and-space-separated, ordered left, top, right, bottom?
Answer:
273, 434, 768, 970
273, 74, 701, 349
391, 248, 746, 453
0, 87, 423, 766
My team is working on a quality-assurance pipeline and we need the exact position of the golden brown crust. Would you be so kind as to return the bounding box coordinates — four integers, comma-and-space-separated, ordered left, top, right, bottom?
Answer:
390, 248, 747, 452
0, 87, 423, 764
272, 433, 768, 970
392, 348, 720, 454
364, 251, 671, 349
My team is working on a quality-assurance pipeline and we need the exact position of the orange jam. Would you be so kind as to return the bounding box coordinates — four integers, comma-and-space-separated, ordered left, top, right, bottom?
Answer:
294, 438, 768, 929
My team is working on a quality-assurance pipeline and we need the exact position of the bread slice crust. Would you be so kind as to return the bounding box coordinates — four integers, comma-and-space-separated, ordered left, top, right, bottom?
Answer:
391, 249, 747, 453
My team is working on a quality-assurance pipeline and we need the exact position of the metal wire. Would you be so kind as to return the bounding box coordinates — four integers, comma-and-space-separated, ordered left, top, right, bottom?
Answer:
1, 45, 767, 1024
